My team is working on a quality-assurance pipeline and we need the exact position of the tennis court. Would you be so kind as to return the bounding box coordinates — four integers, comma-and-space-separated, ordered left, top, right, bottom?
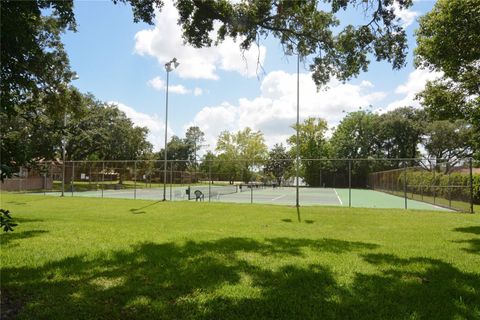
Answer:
36, 184, 449, 211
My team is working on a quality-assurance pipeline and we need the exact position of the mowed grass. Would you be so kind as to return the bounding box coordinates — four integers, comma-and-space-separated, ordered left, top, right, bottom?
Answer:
1, 193, 479, 320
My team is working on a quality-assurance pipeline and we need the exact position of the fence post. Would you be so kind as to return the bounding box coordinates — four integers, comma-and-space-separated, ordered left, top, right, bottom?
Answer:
71, 162, 75, 197
170, 161, 173, 201
134, 161, 137, 200
251, 185, 253, 204
62, 160, 66, 197
43, 171, 47, 196
102, 161, 104, 198
208, 161, 212, 202
403, 162, 407, 209
421, 172, 424, 201
470, 158, 474, 214
448, 169, 452, 209
348, 159, 352, 208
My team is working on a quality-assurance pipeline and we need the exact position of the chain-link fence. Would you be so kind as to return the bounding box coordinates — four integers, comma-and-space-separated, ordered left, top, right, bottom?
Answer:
2, 158, 477, 213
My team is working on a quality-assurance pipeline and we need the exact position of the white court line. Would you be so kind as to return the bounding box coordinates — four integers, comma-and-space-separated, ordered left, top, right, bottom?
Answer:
333, 188, 343, 205
271, 195, 286, 202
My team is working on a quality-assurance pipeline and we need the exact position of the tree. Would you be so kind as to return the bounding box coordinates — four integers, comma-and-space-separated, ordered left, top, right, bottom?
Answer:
415, 0, 480, 160
184, 126, 206, 164
423, 120, 474, 169
416, 82, 480, 161
1, 0, 162, 115
176, 0, 412, 87
0, 87, 83, 173
378, 107, 424, 161
264, 144, 293, 185
330, 111, 383, 187
66, 101, 152, 161
415, 0, 480, 96
2, 0, 413, 112
331, 111, 381, 159
158, 136, 191, 171
0, 0, 77, 115
216, 128, 267, 183
288, 117, 331, 186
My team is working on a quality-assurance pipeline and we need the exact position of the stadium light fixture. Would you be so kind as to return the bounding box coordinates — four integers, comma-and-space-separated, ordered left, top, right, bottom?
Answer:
163, 58, 179, 201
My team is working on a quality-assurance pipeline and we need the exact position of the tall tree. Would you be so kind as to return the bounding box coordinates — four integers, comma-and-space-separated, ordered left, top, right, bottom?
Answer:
423, 120, 474, 169
158, 136, 191, 171
288, 117, 331, 186
176, 0, 412, 87
0, 0, 77, 115
1, 0, 162, 114
216, 128, 267, 183
331, 111, 381, 159
415, 0, 480, 96
330, 111, 382, 187
0, 87, 83, 172
184, 126, 206, 164
378, 107, 424, 161
415, 0, 480, 159
66, 101, 152, 161
264, 144, 293, 185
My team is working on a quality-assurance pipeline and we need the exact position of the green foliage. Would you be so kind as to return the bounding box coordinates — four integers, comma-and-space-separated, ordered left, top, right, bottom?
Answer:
377, 107, 424, 160
399, 171, 480, 204
0, 87, 83, 175
415, 0, 480, 159
0, 0, 77, 115
184, 126, 206, 163
288, 117, 331, 186
415, 0, 480, 95
1, 0, 163, 115
264, 144, 293, 185
416, 82, 480, 160
176, 0, 411, 87
331, 111, 382, 158
0, 209, 17, 232
423, 120, 474, 163
216, 127, 268, 183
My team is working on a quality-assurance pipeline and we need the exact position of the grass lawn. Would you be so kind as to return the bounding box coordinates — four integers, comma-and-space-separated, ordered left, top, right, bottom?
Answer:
1, 193, 479, 320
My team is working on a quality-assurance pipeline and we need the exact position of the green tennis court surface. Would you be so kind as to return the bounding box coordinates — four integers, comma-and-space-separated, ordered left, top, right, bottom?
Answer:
35, 186, 449, 211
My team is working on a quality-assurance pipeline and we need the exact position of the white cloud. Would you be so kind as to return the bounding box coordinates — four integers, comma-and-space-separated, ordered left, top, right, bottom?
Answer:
385, 68, 442, 112
134, 0, 266, 80
110, 101, 172, 151
392, 2, 419, 27
147, 76, 200, 95
186, 70, 386, 151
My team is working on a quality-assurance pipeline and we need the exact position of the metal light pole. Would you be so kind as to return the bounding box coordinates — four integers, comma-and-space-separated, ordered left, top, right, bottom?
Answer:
163, 58, 179, 201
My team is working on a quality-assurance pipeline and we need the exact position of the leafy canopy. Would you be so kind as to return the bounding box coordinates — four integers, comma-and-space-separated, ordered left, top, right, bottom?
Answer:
177, 0, 412, 87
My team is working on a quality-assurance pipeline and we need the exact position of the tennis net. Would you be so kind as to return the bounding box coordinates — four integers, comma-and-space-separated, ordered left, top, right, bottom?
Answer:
188, 184, 238, 200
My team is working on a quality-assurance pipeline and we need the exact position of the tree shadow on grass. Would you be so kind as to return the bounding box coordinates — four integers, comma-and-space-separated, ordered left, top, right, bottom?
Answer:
358, 253, 480, 319
454, 226, 480, 235
0, 230, 48, 246
453, 226, 480, 254
1, 237, 479, 319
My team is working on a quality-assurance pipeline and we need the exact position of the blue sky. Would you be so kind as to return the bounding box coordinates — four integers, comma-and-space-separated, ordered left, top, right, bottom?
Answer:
63, 0, 439, 152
